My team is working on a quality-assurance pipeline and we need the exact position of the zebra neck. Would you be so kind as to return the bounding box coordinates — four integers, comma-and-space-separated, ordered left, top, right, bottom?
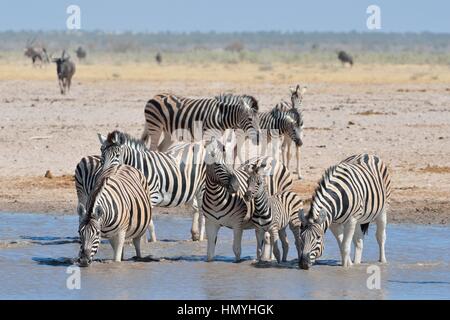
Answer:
253, 188, 270, 216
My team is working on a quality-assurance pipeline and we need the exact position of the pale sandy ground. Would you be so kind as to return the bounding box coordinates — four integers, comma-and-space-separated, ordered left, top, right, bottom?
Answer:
0, 78, 449, 224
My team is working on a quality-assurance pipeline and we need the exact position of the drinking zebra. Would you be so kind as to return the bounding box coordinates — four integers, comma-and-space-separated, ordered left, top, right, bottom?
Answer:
77, 164, 152, 267
203, 137, 293, 262
298, 153, 392, 269
243, 162, 303, 263
141, 93, 260, 153
75, 154, 157, 242
98, 130, 207, 241
75, 155, 102, 209
274, 85, 306, 179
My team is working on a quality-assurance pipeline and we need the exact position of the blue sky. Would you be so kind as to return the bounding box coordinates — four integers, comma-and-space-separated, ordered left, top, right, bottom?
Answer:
0, 0, 449, 33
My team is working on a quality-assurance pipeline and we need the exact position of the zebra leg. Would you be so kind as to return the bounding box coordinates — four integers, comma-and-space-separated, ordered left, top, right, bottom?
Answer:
330, 223, 344, 255
376, 209, 387, 263
232, 227, 244, 262
133, 237, 142, 258
341, 219, 357, 267
110, 230, 126, 262
295, 146, 302, 180
279, 228, 289, 262
147, 219, 157, 242
260, 231, 273, 261
352, 224, 364, 264
191, 198, 201, 241
271, 229, 282, 264
281, 137, 289, 164
158, 131, 173, 152
255, 228, 265, 261
205, 220, 220, 262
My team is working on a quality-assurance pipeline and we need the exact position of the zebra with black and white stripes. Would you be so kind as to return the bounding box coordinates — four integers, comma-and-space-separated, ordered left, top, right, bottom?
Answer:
243, 162, 303, 263
274, 85, 306, 179
77, 164, 152, 267
203, 137, 293, 262
257, 106, 303, 166
75, 155, 102, 209
75, 154, 157, 242
141, 93, 260, 152
298, 153, 392, 269
98, 130, 207, 241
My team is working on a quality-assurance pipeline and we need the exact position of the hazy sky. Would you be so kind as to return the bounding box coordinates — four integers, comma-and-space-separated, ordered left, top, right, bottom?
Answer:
0, 0, 449, 33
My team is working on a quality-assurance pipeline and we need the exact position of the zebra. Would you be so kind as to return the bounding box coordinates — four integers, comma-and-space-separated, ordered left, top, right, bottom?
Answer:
257, 106, 302, 166
97, 130, 207, 241
298, 153, 392, 269
273, 85, 306, 179
203, 137, 293, 262
75, 154, 157, 242
77, 164, 152, 267
141, 93, 260, 153
243, 162, 303, 263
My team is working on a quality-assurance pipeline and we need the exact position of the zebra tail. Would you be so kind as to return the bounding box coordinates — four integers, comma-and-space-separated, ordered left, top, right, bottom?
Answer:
360, 223, 369, 235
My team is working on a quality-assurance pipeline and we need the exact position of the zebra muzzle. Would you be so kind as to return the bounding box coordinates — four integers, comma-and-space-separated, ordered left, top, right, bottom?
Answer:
299, 254, 312, 270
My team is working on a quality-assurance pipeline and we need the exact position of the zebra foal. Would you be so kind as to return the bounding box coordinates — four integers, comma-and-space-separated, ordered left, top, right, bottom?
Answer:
243, 162, 303, 263
274, 85, 306, 179
298, 154, 392, 269
203, 138, 293, 262
77, 164, 152, 267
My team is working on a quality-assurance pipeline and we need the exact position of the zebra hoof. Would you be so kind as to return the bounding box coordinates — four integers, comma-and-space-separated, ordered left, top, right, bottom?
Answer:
191, 233, 200, 241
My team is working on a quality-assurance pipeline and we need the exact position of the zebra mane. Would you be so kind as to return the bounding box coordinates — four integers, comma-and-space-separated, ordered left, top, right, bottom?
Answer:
215, 94, 259, 112
106, 130, 147, 151
309, 164, 339, 215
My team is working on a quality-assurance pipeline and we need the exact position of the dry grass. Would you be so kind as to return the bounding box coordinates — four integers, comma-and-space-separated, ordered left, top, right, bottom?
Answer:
1, 62, 450, 84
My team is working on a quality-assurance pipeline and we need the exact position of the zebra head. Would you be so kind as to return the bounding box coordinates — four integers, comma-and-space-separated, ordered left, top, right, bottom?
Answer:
238, 97, 260, 143
272, 108, 303, 147
98, 131, 126, 169
290, 84, 307, 108
77, 203, 103, 267
298, 207, 327, 270
242, 163, 267, 202
205, 137, 240, 194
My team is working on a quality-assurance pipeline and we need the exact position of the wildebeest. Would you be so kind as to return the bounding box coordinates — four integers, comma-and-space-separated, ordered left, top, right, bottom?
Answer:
52, 50, 76, 95
24, 39, 49, 66
155, 52, 162, 65
75, 46, 87, 61
337, 50, 354, 66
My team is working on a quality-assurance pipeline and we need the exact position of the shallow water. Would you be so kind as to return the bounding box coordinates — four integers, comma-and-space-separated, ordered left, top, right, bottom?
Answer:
0, 212, 449, 299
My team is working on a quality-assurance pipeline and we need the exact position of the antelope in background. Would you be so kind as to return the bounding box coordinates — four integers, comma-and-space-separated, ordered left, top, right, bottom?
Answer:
24, 38, 49, 66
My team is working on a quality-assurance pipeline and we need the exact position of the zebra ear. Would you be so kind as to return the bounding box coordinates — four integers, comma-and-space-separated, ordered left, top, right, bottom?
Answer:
316, 208, 327, 224
77, 203, 86, 218
298, 208, 307, 225
92, 205, 104, 220
97, 133, 106, 145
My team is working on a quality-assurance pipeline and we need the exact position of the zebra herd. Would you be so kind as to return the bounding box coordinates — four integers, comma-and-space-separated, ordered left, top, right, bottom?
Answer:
75, 84, 392, 270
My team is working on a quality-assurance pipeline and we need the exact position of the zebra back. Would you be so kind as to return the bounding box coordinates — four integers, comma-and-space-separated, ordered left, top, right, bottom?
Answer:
102, 131, 207, 208
309, 153, 391, 227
